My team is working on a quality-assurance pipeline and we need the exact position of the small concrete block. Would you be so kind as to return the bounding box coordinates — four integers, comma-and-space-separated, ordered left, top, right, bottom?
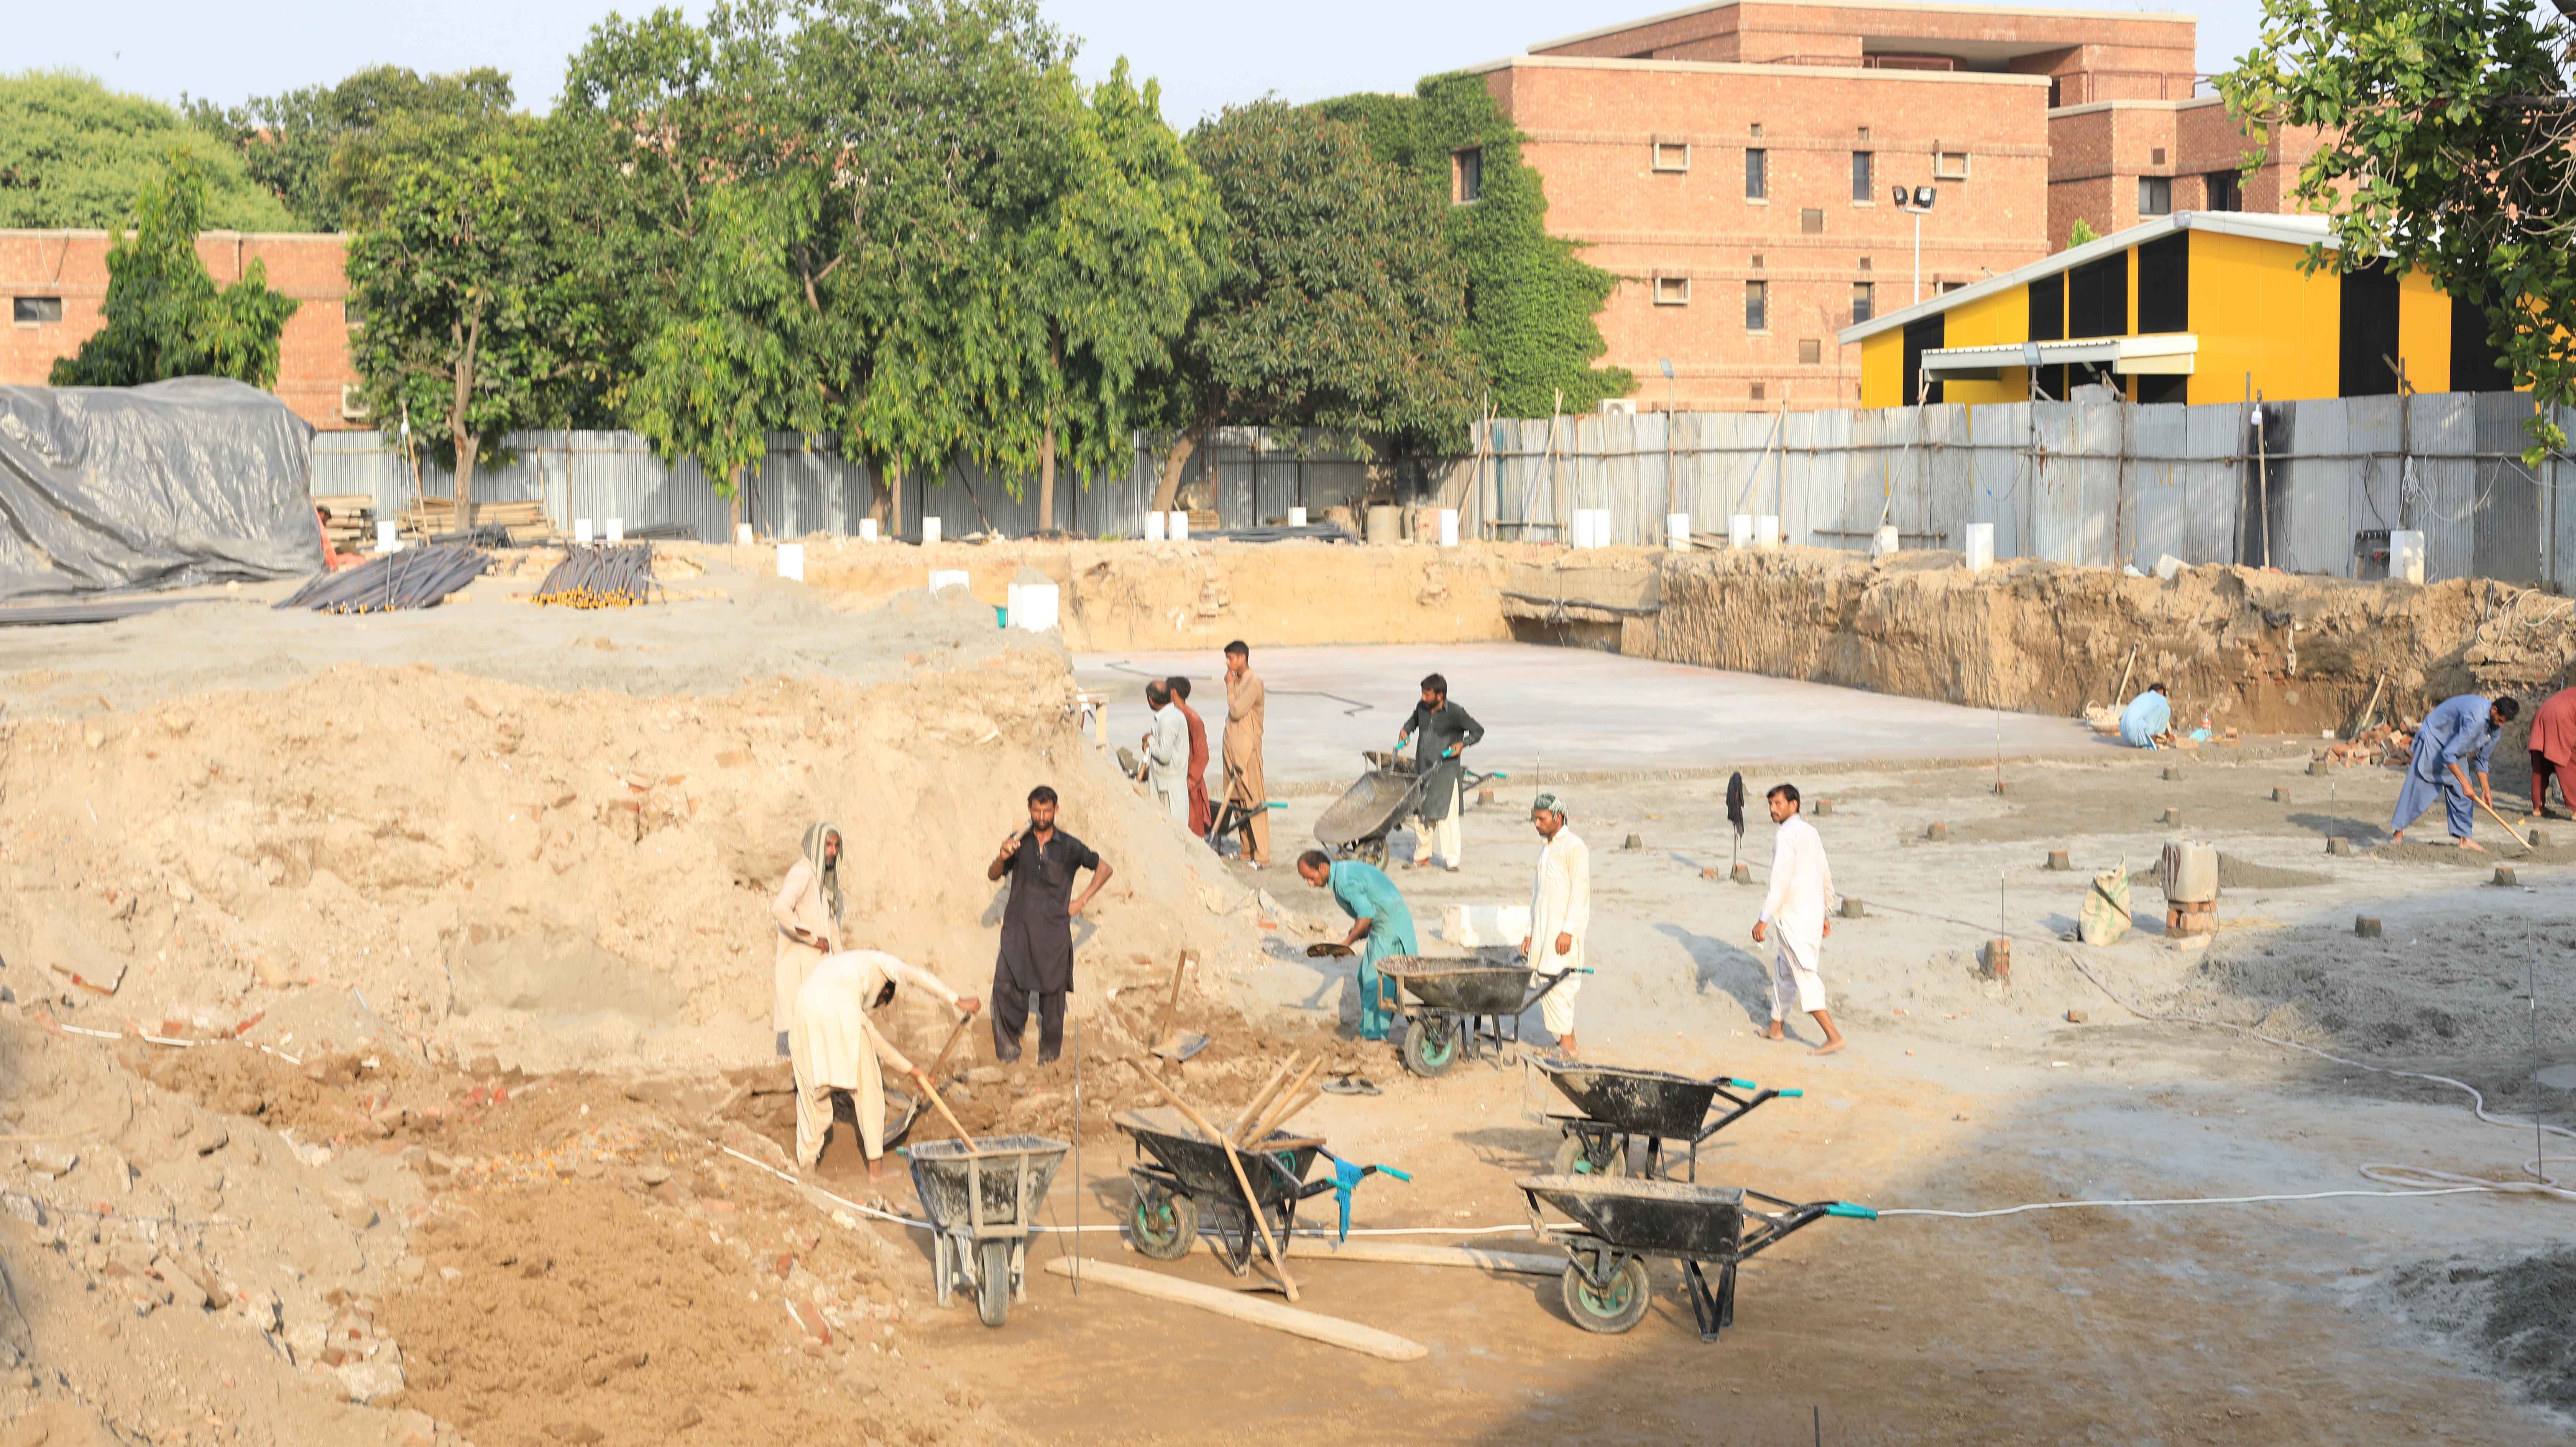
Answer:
2161, 807, 2183, 825
2163, 766, 2184, 782
1477, 788, 1495, 806
1839, 897, 1865, 919
2065, 1008, 2088, 1025
2271, 787, 2292, 804
2326, 837, 2352, 856
2493, 866, 2518, 887
1623, 832, 1644, 851
2533, 828, 2553, 848
1814, 798, 1834, 816
1924, 822, 1948, 842
1981, 939, 2011, 979
2045, 849, 2072, 871
2354, 916, 2382, 938
1730, 862, 1753, 885
2308, 760, 2330, 776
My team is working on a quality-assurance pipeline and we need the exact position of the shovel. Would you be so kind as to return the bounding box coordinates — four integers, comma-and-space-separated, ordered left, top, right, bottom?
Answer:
1150, 952, 1211, 1062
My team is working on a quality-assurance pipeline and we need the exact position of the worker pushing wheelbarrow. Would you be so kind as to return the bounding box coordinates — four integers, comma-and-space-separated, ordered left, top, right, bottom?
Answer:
1519, 1173, 1873, 1341
1379, 950, 1587, 1077
1536, 1060, 1801, 1182
1313, 750, 1507, 870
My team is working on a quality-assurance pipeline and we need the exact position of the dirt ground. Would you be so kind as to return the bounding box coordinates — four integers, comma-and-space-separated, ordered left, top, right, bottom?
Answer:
3, 547, 2571, 1444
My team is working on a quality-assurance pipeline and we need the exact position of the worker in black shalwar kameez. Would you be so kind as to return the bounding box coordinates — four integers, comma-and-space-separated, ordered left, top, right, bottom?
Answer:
986, 784, 1114, 1064
1395, 671, 1485, 871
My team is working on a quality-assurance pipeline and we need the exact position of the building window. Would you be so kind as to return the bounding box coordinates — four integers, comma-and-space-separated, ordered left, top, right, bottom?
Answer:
2151, 147, 2167, 166
1851, 282, 1875, 324
1750, 382, 1767, 401
1800, 208, 1824, 235
1933, 151, 1970, 180
2047, 77, 2062, 108
1745, 149, 1768, 200
1653, 276, 1692, 306
12, 296, 63, 325
1938, 279, 1968, 294
338, 384, 372, 422
1745, 280, 1769, 331
1851, 151, 1873, 202
1453, 148, 1482, 205
1857, 256, 1872, 272
1798, 339, 1823, 365
1750, 253, 1765, 269
2139, 176, 2173, 216
1856, 125, 1871, 142
1652, 141, 1690, 172
2205, 169, 2242, 212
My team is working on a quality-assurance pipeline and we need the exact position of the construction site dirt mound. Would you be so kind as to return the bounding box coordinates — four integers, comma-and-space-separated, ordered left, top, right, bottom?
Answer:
2390, 1249, 2576, 1412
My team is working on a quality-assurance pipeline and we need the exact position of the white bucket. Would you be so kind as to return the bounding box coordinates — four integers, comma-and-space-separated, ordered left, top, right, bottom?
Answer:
574, 518, 594, 544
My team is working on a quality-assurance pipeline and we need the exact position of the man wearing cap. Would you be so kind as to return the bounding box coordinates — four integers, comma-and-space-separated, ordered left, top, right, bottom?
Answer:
1521, 793, 1591, 1058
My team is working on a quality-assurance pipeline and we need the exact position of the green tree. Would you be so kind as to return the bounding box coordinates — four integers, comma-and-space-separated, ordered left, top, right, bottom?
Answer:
2067, 218, 2101, 249
186, 65, 517, 231
2221, 0, 2575, 447
345, 133, 600, 519
49, 152, 300, 388
1320, 74, 1631, 418
1148, 99, 1481, 510
0, 71, 296, 231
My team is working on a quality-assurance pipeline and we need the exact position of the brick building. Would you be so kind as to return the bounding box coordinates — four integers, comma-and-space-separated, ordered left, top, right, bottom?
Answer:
2, 230, 360, 430
1466, 0, 2312, 411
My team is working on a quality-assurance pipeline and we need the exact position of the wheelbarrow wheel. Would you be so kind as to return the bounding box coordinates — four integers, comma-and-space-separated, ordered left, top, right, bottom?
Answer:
1400, 1017, 1459, 1077
1130, 1185, 1198, 1261
1561, 1255, 1652, 1335
1355, 837, 1387, 868
1552, 1134, 1628, 1179
975, 1239, 1012, 1328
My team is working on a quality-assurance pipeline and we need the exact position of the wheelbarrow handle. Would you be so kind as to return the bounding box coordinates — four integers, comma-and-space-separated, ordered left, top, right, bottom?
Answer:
1825, 1202, 1877, 1219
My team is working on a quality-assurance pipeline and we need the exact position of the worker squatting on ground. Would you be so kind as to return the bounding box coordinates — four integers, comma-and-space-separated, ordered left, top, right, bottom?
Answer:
2527, 686, 2576, 821
772, 822, 846, 1055
1169, 676, 1212, 835
2118, 683, 2174, 749
314, 506, 366, 572
986, 786, 1113, 1064
1222, 641, 1271, 869
2390, 694, 2520, 849
1141, 681, 1189, 824
1521, 793, 1590, 1058
1750, 784, 1847, 1056
1297, 850, 1417, 1042
790, 949, 980, 1181
1396, 672, 1484, 872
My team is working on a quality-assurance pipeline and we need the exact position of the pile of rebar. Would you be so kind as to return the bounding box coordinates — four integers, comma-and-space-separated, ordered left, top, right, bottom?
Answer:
532, 543, 658, 608
274, 545, 489, 613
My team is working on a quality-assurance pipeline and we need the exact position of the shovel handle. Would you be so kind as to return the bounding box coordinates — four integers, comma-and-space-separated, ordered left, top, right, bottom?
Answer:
914, 1073, 981, 1156
923, 1013, 975, 1086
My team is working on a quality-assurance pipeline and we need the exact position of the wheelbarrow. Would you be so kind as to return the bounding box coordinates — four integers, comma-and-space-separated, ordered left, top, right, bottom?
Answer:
1536, 1060, 1800, 1182
1312, 750, 1506, 868
1115, 1107, 1334, 1276
902, 1134, 1071, 1327
1518, 1173, 1872, 1341
1380, 952, 1587, 1078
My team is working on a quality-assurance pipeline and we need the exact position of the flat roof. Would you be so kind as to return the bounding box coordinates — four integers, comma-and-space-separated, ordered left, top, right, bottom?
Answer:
1533, 0, 2194, 56
1836, 210, 2336, 345
2046, 95, 2224, 119
0, 228, 347, 242
1458, 52, 2052, 87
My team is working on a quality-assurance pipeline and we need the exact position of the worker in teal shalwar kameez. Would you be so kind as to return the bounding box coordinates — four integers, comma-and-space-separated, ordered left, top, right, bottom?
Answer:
1296, 850, 1417, 1041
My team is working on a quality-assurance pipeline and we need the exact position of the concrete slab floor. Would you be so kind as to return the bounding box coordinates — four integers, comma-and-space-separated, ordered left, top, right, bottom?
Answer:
1074, 642, 2111, 787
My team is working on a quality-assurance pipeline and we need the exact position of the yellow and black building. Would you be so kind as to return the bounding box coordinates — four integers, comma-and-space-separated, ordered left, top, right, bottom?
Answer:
1840, 212, 2514, 409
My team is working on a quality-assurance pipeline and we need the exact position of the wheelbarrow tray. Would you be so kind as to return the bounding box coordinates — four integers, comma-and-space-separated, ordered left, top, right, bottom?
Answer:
1384, 959, 1539, 1016
1520, 1175, 1748, 1262
1538, 1062, 1723, 1142
1114, 1108, 1321, 1207
1314, 764, 1429, 849
905, 1135, 1070, 1238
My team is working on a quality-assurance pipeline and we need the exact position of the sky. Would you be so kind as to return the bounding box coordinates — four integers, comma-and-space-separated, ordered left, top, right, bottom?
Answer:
23, 0, 2270, 123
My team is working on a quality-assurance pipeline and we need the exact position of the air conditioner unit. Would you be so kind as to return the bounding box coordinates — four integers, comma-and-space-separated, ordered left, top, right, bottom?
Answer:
1599, 398, 1638, 416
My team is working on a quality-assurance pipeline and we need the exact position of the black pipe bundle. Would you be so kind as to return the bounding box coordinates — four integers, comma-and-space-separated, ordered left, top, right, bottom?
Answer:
274, 545, 490, 613
532, 543, 657, 609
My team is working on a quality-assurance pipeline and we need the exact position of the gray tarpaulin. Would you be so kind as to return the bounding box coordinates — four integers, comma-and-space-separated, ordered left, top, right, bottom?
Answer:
0, 378, 318, 602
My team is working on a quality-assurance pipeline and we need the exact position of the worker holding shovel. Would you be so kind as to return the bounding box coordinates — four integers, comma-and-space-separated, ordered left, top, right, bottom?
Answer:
790, 950, 980, 1181
1296, 850, 1417, 1042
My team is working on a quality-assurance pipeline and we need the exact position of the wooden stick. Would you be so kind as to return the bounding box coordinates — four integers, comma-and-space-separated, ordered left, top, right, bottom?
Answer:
1132, 1062, 1300, 1301
1229, 1055, 1301, 1140
1040, 1258, 1420, 1360
2110, 643, 2138, 711
1250, 1084, 1323, 1145
1149, 952, 1191, 1046
1245, 1058, 1323, 1142
2471, 793, 2536, 854
1281, 1239, 1562, 1276
912, 1072, 983, 1156
2354, 671, 2389, 736
922, 1014, 976, 1085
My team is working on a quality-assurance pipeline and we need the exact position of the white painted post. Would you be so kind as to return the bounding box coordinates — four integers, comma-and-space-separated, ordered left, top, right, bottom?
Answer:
1755, 515, 1781, 548
1006, 578, 1061, 631
922, 517, 942, 545
928, 568, 969, 592
1438, 509, 1459, 547
1666, 513, 1692, 551
1143, 512, 1167, 543
2390, 529, 2426, 583
1289, 506, 1309, 527
1964, 522, 1996, 572
375, 520, 399, 553
857, 518, 879, 543
738, 523, 757, 545
777, 542, 805, 581
1729, 514, 1755, 548
574, 518, 594, 543
1168, 510, 1189, 541
605, 517, 624, 543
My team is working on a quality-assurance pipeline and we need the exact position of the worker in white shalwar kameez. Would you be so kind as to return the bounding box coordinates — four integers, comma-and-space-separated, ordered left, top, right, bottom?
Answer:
1141, 680, 1190, 823
1751, 783, 1848, 1055
1520, 793, 1592, 1058
790, 950, 980, 1181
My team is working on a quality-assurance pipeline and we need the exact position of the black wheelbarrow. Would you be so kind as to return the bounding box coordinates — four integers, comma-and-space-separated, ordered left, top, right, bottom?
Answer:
1312, 750, 1506, 868
902, 1134, 1070, 1328
1381, 953, 1587, 1078
1115, 1107, 1333, 1275
1536, 1060, 1801, 1182
1518, 1174, 1873, 1341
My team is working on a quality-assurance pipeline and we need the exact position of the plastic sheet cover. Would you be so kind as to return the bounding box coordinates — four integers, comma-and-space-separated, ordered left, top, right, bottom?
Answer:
0, 378, 318, 602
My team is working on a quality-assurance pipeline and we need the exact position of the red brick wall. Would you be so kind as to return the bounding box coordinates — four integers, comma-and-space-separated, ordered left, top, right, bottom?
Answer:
1485, 57, 2050, 411
0, 230, 358, 430
2047, 99, 2342, 243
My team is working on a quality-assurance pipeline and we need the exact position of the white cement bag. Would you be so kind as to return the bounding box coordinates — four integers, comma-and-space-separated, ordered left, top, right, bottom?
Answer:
2077, 861, 2131, 945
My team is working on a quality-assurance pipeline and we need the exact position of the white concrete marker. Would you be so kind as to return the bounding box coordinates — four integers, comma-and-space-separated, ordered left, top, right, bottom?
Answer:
605, 517, 624, 543
776, 542, 805, 582
1756, 515, 1781, 548
922, 517, 942, 545
1964, 522, 1996, 572
738, 523, 757, 545
375, 520, 399, 553
2154, 553, 2183, 581
1168, 510, 1189, 541
857, 518, 878, 543
1872, 524, 1899, 557
1438, 509, 1459, 547
928, 569, 969, 592
574, 518, 594, 544
1730, 514, 1755, 548
1290, 506, 1309, 527
1143, 512, 1167, 543
1668, 513, 1693, 551
2390, 529, 2426, 584
1006, 578, 1060, 632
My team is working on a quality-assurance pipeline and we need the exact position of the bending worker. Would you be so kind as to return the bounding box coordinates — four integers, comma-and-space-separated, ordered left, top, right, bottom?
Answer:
1296, 849, 1417, 1042
2117, 682, 2173, 749
1521, 792, 1591, 1059
772, 822, 846, 1055
2390, 693, 2520, 850
790, 949, 979, 1181
1395, 672, 1484, 871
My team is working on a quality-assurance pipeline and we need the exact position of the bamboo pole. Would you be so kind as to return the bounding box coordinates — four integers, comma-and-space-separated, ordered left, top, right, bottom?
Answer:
1133, 1063, 1300, 1301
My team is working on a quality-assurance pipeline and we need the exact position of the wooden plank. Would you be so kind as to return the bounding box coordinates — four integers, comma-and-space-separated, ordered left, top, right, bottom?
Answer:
1281, 1239, 1562, 1276
1041, 1258, 1426, 1362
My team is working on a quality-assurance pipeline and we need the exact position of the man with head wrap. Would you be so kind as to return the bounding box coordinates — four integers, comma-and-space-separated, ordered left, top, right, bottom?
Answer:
1521, 793, 1591, 1058
790, 950, 979, 1180
772, 823, 845, 1055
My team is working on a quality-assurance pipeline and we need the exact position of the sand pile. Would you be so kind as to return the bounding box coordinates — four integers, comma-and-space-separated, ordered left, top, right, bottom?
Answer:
2389, 1250, 2576, 1412
0, 610, 1274, 1076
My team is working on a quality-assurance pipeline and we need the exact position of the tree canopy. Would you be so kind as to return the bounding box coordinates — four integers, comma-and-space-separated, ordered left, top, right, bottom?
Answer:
186, 65, 518, 231
50, 152, 299, 388
2220, 0, 2576, 446
0, 71, 298, 231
